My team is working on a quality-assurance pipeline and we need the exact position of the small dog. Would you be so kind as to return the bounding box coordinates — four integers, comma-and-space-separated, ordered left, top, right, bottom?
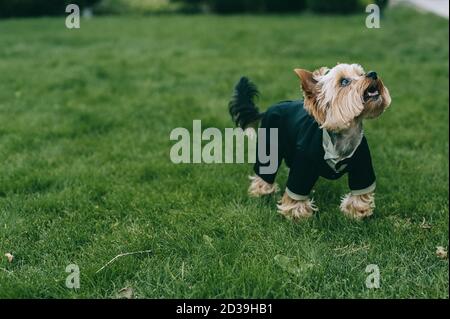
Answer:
229, 63, 391, 220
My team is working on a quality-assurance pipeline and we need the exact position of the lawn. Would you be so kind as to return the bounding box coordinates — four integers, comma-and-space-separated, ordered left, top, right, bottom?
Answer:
0, 7, 448, 298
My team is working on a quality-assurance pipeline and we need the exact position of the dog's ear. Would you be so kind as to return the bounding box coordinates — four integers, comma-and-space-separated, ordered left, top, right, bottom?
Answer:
294, 69, 317, 98
294, 68, 326, 125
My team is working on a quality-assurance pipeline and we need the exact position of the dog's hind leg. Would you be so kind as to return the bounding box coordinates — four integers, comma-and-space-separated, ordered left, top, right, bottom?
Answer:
248, 175, 279, 197
340, 192, 375, 220
277, 192, 318, 221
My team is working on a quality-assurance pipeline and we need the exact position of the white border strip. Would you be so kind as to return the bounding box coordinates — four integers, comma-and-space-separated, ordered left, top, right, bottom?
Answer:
351, 182, 376, 196
286, 188, 309, 201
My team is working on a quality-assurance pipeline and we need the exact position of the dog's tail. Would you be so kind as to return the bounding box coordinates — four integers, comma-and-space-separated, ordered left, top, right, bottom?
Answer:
228, 77, 264, 129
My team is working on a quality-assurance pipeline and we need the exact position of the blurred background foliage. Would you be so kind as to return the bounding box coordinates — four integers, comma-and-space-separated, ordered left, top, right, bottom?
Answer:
0, 0, 100, 17
0, 0, 389, 17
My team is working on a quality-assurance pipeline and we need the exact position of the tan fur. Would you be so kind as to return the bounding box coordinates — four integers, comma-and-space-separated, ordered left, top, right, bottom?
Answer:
295, 63, 391, 132
277, 192, 318, 221
248, 175, 279, 197
340, 192, 375, 220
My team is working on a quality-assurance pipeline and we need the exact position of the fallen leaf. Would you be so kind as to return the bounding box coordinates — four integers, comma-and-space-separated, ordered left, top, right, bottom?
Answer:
4, 253, 13, 263
388, 216, 412, 228
117, 287, 134, 299
436, 246, 448, 259
419, 218, 432, 230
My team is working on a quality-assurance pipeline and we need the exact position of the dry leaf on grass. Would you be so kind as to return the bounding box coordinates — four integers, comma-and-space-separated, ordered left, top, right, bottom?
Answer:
388, 216, 412, 229
419, 218, 432, 230
436, 246, 448, 259
4, 253, 14, 263
117, 287, 134, 299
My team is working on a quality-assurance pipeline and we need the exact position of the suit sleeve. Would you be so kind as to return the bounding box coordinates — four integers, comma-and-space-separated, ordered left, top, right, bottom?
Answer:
285, 148, 319, 200
347, 137, 376, 195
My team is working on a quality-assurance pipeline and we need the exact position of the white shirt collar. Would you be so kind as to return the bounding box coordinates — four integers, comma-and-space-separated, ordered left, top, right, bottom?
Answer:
322, 129, 363, 172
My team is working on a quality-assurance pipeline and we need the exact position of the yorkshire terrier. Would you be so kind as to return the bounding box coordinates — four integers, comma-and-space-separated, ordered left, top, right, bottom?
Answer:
229, 63, 391, 221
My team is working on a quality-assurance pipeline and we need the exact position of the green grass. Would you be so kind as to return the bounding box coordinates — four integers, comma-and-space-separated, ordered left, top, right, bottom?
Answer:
0, 8, 448, 298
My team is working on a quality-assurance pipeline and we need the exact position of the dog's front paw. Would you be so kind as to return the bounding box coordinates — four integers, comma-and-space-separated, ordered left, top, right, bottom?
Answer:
277, 192, 318, 221
340, 192, 375, 220
248, 175, 279, 197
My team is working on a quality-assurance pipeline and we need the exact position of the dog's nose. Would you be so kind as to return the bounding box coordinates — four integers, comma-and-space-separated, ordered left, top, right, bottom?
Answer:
366, 71, 378, 80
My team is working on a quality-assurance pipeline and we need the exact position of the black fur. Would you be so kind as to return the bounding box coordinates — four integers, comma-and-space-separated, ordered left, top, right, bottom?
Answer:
228, 77, 264, 129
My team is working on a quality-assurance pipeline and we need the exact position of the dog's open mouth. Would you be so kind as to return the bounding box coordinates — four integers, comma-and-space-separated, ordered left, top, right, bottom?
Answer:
363, 82, 381, 103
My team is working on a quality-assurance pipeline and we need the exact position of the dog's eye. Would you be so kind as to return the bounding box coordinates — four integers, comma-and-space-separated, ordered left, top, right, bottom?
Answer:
340, 78, 351, 86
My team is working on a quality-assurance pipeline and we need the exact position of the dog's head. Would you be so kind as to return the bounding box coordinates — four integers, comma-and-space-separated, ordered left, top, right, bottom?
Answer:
294, 63, 391, 131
